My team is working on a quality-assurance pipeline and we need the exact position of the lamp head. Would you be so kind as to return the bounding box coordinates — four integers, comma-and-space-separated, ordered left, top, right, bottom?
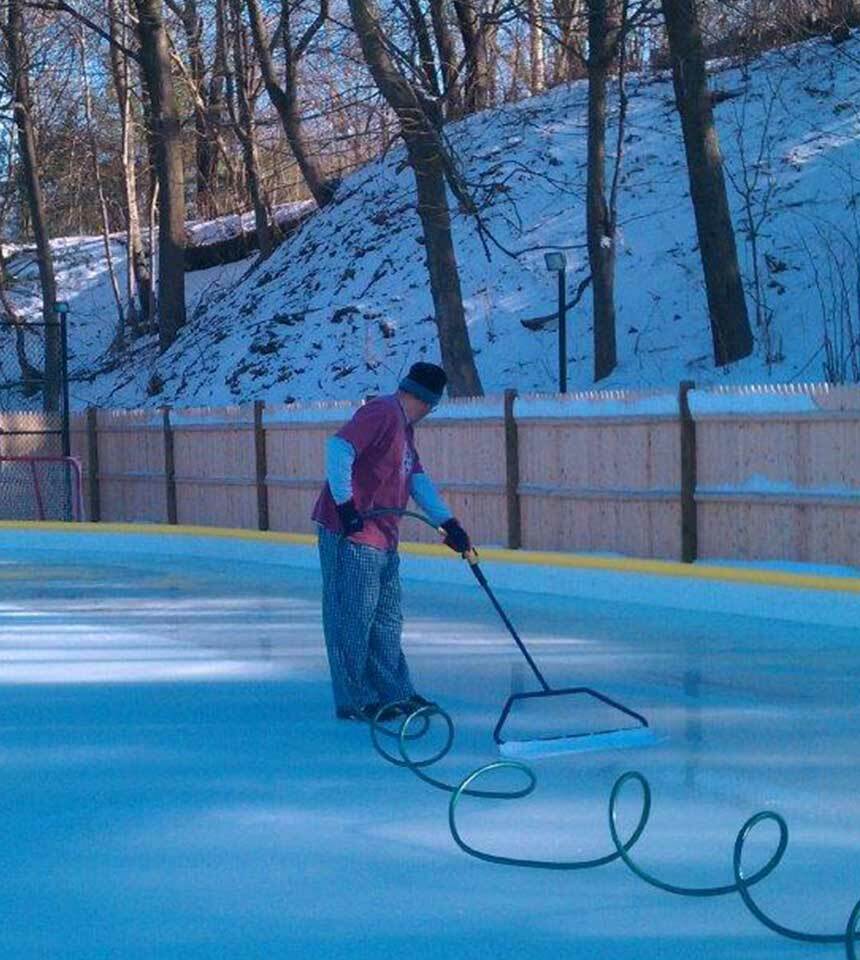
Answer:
544, 252, 566, 272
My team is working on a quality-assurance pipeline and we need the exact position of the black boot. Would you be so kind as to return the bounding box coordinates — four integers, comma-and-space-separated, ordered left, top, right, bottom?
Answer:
336, 703, 400, 723
401, 694, 436, 713
364, 703, 402, 722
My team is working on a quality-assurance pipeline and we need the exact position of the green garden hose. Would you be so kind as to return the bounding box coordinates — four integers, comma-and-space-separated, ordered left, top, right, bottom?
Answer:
368, 708, 859, 958
356, 506, 860, 956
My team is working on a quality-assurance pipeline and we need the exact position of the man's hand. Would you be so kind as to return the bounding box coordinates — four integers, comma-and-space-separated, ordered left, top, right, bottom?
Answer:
440, 518, 471, 554
336, 499, 364, 535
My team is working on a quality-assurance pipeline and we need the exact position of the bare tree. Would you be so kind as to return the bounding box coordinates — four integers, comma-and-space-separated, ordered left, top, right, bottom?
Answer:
245, 0, 338, 207
453, 0, 492, 110
552, 0, 586, 82
167, 20, 243, 203
2, 0, 60, 409
135, 0, 188, 351
407, 0, 443, 96
528, 0, 546, 93
724, 79, 782, 368
694, 0, 860, 56
661, 0, 753, 366
586, 0, 621, 380
348, 0, 483, 395
226, 0, 275, 257
204, 0, 230, 210
108, 0, 153, 333
428, 0, 462, 115
164, 0, 233, 216
79, 30, 126, 348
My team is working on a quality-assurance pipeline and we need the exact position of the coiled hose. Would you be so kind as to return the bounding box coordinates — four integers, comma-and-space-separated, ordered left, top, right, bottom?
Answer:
367, 705, 860, 958
357, 507, 860, 954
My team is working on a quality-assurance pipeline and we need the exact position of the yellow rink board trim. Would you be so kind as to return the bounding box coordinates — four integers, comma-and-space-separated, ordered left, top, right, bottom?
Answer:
0, 521, 858, 595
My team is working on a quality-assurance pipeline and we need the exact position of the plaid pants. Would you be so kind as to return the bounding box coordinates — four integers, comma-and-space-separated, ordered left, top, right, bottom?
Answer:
318, 527, 415, 712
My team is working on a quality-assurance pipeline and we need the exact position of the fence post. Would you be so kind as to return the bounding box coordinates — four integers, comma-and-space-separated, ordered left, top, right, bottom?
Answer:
504, 388, 522, 549
58, 304, 71, 458
679, 380, 697, 563
86, 406, 101, 522
162, 406, 177, 525
254, 399, 269, 531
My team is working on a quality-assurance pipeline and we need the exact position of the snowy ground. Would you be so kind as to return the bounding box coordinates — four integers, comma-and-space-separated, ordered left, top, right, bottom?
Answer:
5, 31, 860, 409
1, 529, 858, 959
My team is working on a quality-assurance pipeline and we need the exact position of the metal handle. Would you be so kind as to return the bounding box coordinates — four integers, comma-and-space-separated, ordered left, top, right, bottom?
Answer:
365, 506, 549, 692
466, 560, 552, 694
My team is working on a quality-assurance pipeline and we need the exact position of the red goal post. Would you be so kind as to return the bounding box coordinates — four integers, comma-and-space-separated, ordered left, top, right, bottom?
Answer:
0, 456, 84, 522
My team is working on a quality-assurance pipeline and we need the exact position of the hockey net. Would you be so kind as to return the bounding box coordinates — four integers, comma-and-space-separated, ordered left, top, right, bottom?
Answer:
0, 456, 84, 521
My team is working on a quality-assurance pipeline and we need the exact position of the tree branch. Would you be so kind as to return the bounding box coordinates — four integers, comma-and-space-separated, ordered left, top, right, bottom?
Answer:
28, 0, 142, 62
294, 0, 328, 60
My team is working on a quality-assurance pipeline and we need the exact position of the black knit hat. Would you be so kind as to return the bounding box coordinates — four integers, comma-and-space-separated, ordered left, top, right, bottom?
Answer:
399, 362, 447, 406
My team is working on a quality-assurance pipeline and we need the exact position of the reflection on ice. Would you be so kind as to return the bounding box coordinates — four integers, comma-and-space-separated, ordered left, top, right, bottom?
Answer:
0, 559, 321, 683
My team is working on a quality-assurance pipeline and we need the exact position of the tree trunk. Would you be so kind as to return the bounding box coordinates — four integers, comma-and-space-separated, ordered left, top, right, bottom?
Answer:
452, 0, 491, 112
245, 0, 336, 208
553, 0, 585, 83
177, 0, 216, 218
528, 0, 546, 94
4, 0, 60, 410
428, 0, 461, 116
348, 0, 483, 396
80, 32, 126, 347
406, 136, 483, 396
662, 0, 753, 366
135, 0, 187, 352
108, 0, 152, 331
586, 0, 619, 381
167, 0, 225, 217
202, 0, 229, 213
228, 0, 274, 258
505, 30, 524, 101
148, 181, 159, 328
407, 0, 442, 97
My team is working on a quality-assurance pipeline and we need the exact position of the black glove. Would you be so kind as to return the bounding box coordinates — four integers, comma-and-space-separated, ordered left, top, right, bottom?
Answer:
336, 499, 364, 535
441, 518, 471, 554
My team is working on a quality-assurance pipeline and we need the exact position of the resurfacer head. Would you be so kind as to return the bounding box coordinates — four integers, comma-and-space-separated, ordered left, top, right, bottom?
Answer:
494, 687, 655, 758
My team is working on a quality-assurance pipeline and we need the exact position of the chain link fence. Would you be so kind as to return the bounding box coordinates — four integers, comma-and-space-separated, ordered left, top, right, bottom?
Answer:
0, 318, 69, 458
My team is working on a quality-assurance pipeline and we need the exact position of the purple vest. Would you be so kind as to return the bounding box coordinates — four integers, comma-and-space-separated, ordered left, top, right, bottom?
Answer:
312, 395, 424, 551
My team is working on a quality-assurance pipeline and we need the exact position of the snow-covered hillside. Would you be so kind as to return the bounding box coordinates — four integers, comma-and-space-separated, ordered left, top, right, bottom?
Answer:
5, 31, 860, 409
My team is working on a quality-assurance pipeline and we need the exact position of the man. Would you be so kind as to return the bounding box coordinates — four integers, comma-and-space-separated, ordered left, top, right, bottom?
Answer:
312, 362, 471, 722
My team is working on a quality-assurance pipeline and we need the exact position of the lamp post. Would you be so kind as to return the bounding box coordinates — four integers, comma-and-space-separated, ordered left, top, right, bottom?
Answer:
544, 252, 567, 393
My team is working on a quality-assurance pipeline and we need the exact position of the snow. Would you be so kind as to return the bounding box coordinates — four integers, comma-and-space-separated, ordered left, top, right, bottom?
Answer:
422, 396, 506, 420
5, 32, 860, 410
263, 400, 362, 424
185, 200, 314, 246
169, 405, 254, 428
0, 526, 858, 958
515, 390, 678, 419
689, 383, 830, 416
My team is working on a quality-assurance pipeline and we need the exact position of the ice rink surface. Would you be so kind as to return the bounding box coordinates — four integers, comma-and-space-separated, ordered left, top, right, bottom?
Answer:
0, 533, 858, 959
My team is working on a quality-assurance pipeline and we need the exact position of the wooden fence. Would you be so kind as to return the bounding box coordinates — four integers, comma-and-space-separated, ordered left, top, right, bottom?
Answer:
3, 382, 859, 567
